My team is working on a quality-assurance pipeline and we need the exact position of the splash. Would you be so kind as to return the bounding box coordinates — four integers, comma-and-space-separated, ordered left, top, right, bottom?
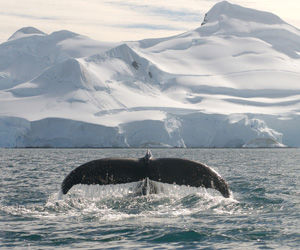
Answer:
46, 182, 238, 221
0, 181, 238, 225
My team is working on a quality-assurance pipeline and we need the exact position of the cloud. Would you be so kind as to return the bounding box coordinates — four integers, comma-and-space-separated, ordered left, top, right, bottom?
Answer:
0, 11, 59, 21
0, 0, 202, 42
0, 0, 299, 43
117, 24, 184, 31
106, 1, 202, 22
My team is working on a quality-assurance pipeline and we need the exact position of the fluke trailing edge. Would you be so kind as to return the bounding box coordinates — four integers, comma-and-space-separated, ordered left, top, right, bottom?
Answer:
61, 150, 230, 198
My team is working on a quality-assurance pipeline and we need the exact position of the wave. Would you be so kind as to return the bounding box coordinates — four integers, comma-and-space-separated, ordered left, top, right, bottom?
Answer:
1, 182, 239, 224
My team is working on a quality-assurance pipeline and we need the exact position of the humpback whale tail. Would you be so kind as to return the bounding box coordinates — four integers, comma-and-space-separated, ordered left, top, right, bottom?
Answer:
61, 151, 230, 198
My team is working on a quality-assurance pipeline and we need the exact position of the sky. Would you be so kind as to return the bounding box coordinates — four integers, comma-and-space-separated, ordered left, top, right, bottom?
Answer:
0, 0, 299, 43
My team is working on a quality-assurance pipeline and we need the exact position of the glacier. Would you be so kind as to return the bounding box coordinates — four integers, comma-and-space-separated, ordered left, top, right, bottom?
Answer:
1, 1, 300, 148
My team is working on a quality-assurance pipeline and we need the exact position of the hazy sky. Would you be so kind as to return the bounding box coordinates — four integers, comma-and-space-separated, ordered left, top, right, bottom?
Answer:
0, 0, 299, 43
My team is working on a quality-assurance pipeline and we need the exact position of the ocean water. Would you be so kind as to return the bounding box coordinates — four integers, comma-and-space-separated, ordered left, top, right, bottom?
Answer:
1, 148, 299, 249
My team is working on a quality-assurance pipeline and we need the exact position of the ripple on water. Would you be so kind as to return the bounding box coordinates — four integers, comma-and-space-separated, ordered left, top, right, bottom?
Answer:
1, 148, 300, 249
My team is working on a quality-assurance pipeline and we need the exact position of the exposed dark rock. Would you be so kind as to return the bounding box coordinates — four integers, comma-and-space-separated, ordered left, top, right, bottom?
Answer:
132, 61, 139, 70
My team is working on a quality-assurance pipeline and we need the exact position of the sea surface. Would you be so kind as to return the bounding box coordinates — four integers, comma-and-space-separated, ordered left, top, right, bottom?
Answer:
1, 148, 299, 249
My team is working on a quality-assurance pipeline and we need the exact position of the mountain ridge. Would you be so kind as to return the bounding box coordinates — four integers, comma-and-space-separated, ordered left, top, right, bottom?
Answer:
1, 1, 300, 148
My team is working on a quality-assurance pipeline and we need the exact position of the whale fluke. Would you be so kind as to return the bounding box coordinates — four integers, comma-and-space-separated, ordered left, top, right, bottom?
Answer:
61, 151, 230, 198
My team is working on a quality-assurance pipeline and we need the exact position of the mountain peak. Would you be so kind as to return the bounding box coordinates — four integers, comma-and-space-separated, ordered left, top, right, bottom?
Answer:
49, 30, 79, 40
201, 1, 284, 26
8, 27, 46, 41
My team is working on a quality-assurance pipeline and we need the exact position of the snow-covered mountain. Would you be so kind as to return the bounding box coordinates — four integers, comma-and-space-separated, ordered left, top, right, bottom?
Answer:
1, 1, 300, 148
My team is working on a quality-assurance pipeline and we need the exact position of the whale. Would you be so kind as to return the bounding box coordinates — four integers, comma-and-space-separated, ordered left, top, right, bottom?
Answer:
61, 150, 230, 198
